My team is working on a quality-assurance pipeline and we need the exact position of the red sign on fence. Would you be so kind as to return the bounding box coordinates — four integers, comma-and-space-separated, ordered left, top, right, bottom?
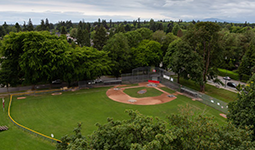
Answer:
148, 80, 160, 84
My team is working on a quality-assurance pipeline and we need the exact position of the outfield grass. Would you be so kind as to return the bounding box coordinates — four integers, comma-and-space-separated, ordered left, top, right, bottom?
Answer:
159, 87, 176, 94
10, 87, 226, 139
0, 96, 55, 150
2, 86, 228, 149
123, 87, 163, 98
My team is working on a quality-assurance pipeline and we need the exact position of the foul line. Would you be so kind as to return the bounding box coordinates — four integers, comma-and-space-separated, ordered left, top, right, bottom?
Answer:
8, 90, 62, 143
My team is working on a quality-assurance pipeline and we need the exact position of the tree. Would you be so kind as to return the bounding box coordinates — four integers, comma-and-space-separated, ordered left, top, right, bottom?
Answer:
40, 19, 46, 31
124, 30, 142, 48
1, 31, 72, 89
45, 18, 50, 30
77, 28, 90, 47
149, 19, 157, 32
62, 46, 111, 85
133, 40, 162, 67
158, 23, 163, 30
58, 110, 255, 150
164, 40, 203, 83
228, 74, 255, 139
27, 18, 34, 31
14, 23, 21, 32
238, 43, 255, 79
172, 24, 181, 36
161, 33, 178, 57
22, 21, 27, 31
18, 32, 71, 88
70, 28, 78, 38
0, 26, 6, 37
0, 59, 19, 92
60, 26, 67, 35
137, 17, 141, 28
93, 25, 108, 50
2, 22, 9, 34
1, 32, 27, 87
183, 22, 222, 92
136, 28, 153, 40
103, 33, 130, 77
124, 24, 131, 32
109, 19, 112, 28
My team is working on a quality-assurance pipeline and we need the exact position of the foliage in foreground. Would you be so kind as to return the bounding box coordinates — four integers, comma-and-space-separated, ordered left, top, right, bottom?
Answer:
228, 74, 255, 139
57, 110, 255, 150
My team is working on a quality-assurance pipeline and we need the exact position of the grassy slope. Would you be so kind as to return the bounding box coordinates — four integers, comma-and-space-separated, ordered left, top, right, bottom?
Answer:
0, 96, 55, 150
179, 78, 238, 103
123, 87, 163, 98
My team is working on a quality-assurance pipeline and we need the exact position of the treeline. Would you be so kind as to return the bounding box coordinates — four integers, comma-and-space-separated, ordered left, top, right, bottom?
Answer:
0, 19, 255, 91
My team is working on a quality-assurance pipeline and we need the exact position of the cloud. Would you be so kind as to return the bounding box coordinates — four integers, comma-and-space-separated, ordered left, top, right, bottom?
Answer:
0, 0, 255, 24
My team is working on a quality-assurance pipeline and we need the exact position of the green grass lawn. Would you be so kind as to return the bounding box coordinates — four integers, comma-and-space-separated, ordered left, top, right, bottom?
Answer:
178, 78, 238, 103
159, 87, 176, 94
3, 86, 227, 149
123, 87, 163, 98
0, 96, 55, 150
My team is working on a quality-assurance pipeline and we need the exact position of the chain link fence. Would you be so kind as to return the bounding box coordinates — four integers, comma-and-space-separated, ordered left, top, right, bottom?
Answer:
121, 67, 229, 114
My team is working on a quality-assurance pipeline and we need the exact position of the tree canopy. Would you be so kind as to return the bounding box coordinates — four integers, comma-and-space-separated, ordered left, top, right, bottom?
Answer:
57, 110, 255, 150
228, 74, 255, 138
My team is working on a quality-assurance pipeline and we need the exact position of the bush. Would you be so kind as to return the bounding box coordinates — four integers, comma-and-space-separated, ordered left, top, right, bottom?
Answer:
218, 68, 239, 81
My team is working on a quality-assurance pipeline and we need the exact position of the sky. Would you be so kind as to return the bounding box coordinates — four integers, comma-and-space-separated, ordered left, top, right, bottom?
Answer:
1, 0, 255, 25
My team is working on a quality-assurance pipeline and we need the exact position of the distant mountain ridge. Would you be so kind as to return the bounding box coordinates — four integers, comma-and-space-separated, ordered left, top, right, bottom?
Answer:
200, 18, 241, 23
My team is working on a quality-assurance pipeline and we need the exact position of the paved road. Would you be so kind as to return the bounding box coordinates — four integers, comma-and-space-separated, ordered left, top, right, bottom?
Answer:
207, 76, 246, 93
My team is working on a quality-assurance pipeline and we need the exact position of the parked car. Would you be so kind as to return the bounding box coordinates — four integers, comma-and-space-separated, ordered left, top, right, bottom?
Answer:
87, 80, 95, 85
227, 82, 237, 88
223, 76, 231, 80
94, 78, 103, 83
52, 79, 62, 84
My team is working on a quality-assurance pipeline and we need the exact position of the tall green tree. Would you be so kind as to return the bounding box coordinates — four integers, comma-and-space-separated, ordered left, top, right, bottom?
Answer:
0, 26, 6, 37
93, 25, 108, 50
124, 30, 142, 48
103, 32, 130, 77
183, 22, 222, 92
60, 26, 67, 35
14, 23, 21, 32
238, 43, 255, 79
228, 74, 255, 139
27, 18, 34, 31
77, 28, 90, 47
62, 46, 111, 85
136, 28, 153, 40
1, 32, 27, 86
132, 40, 162, 67
45, 18, 50, 30
164, 40, 203, 83
172, 24, 181, 36
19, 32, 71, 87
149, 19, 157, 32
22, 21, 27, 31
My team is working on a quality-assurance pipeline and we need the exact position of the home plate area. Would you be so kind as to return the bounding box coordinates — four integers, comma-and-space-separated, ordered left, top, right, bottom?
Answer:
106, 82, 178, 105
